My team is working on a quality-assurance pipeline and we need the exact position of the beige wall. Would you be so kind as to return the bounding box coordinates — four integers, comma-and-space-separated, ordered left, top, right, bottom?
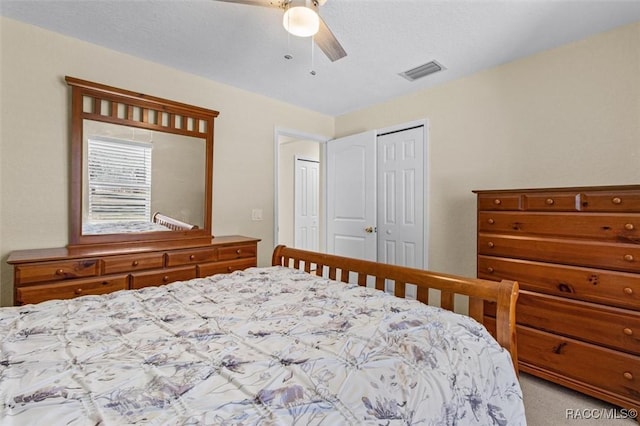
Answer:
0, 17, 334, 306
335, 22, 640, 279
2, 17, 638, 306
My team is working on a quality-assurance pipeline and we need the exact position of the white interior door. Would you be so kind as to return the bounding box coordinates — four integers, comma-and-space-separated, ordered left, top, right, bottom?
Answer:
377, 126, 425, 268
294, 157, 320, 251
326, 130, 377, 261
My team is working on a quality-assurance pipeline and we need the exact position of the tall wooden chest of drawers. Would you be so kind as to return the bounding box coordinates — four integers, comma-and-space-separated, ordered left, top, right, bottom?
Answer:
8, 235, 260, 306
474, 186, 639, 411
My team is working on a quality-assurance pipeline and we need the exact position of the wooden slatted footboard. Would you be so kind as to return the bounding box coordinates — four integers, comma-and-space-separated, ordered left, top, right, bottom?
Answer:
272, 245, 519, 372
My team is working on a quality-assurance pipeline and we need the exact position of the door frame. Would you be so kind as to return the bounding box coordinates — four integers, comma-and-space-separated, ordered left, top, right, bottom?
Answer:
274, 119, 428, 266
274, 127, 330, 251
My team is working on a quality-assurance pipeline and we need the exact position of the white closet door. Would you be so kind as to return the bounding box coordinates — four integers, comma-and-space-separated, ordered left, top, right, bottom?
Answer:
377, 126, 424, 269
326, 130, 377, 261
294, 157, 320, 251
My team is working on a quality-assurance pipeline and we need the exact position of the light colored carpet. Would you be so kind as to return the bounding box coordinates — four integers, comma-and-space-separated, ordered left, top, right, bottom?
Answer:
520, 372, 638, 425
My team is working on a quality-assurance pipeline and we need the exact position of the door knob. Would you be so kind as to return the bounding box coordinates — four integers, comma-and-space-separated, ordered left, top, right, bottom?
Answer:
364, 226, 374, 233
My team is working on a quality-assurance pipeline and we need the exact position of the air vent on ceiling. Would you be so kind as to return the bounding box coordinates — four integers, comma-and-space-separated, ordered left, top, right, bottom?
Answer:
399, 60, 445, 82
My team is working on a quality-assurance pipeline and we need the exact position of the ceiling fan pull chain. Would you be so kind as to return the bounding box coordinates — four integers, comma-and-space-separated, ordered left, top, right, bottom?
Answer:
285, 11, 293, 60
310, 36, 316, 75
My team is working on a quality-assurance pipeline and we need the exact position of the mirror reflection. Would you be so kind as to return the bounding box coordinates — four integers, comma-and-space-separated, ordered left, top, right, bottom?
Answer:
82, 120, 205, 235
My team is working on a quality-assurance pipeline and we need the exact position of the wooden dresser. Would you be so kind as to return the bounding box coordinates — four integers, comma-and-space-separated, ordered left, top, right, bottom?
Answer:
8, 235, 260, 306
474, 185, 639, 412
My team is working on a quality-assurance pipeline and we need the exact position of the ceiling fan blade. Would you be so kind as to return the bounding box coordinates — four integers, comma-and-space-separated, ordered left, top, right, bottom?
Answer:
214, 0, 285, 9
314, 17, 347, 62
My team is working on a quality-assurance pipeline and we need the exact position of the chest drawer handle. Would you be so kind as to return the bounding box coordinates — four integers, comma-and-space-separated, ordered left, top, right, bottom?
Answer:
493, 199, 501, 205
623, 372, 633, 380
163, 275, 169, 282
487, 267, 494, 273
623, 328, 633, 336
55, 269, 64, 276
487, 242, 495, 248
545, 198, 554, 205
189, 255, 196, 260
75, 288, 83, 295
487, 218, 495, 225
132, 260, 139, 267
624, 287, 634, 295
227, 266, 233, 272
236, 249, 242, 255
624, 254, 634, 262
625, 223, 635, 231
612, 197, 622, 205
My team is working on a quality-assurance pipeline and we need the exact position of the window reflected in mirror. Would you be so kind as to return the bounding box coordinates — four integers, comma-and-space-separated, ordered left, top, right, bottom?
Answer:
82, 120, 206, 235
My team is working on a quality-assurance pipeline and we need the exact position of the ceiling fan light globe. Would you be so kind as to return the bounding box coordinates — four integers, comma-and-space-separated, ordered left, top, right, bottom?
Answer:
283, 6, 320, 37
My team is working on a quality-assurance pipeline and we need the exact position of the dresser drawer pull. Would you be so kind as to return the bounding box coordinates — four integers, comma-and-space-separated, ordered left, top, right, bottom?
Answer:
493, 199, 501, 205
623, 254, 634, 262
487, 242, 495, 248
623, 328, 633, 336
236, 249, 242, 255
189, 255, 196, 260
624, 287, 634, 295
75, 288, 83, 295
227, 266, 233, 272
55, 269, 64, 276
132, 260, 139, 267
623, 372, 633, 380
545, 198, 554, 205
487, 267, 494, 273
163, 275, 169, 282
487, 218, 495, 225
625, 223, 635, 231
612, 197, 622, 205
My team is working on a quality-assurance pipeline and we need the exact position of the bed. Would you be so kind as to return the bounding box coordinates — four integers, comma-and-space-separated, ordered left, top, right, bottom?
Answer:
0, 246, 525, 425
80, 213, 197, 235
152, 212, 199, 231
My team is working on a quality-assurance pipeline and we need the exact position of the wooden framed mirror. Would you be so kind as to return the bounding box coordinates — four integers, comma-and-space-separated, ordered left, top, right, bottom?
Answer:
66, 77, 218, 249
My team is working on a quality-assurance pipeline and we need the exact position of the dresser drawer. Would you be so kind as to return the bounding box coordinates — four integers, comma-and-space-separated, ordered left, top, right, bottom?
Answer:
16, 274, 128, 305
580, 190, 640, 212
477, 193, 521, 211
478, 212, 639, 242
165, 248, 217, 267
130, 266, 196, 289
102, 252, 165, 274
516, 325, 639, 403
15, 259, 99, 284
486, 290, 640, 355
197, 258, 256, 278
478, 256, 640, 310
218, 244, 257, 261
523, 193, 579, 211
478, 234, 640, 273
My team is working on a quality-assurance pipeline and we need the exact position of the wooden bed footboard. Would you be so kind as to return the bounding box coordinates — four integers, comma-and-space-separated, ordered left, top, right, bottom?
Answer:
272, 245, 519, 372
152, 212, 198, 231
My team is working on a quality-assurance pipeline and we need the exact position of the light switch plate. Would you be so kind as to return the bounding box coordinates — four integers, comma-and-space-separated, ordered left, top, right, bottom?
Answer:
251, 209, 263, 221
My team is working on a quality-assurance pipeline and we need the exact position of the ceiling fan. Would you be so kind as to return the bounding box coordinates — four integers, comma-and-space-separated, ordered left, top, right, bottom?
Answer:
215, 0, 347, 62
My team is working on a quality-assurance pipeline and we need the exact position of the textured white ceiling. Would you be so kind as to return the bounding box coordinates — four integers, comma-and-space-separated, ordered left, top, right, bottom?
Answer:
2, 0, 640, 116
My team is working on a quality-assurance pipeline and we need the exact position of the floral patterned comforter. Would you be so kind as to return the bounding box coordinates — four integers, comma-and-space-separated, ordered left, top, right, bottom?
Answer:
0, 266, 526, 425
82, 221, 171, 235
